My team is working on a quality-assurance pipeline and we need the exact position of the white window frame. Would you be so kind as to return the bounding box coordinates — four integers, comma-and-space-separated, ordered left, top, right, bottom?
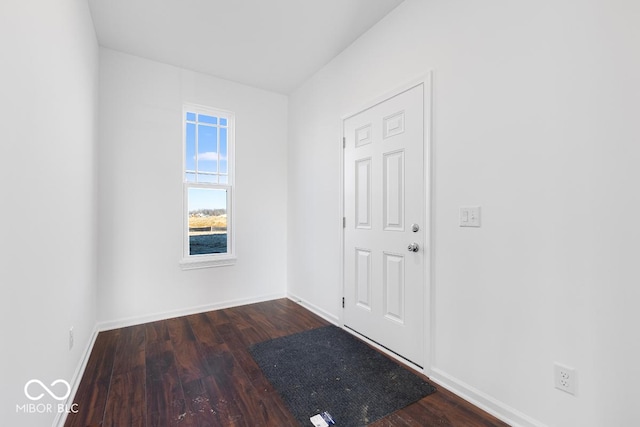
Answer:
179, 104, 236, 270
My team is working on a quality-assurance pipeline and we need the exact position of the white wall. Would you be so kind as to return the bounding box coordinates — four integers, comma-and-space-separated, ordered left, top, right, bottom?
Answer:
287, 0, 640, 426
0, 0, 99, 425
98, 49, 288, 325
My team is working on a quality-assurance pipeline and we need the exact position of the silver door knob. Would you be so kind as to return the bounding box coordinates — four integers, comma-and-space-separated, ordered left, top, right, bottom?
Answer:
411, 223, 420, 232
407, 243, 420, 252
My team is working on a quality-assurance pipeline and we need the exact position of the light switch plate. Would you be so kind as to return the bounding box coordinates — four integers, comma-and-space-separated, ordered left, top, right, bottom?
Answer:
460, 206, 481, 227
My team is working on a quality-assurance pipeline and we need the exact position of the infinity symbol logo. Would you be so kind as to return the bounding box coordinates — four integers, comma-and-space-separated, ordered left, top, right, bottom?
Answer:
24, 379, 71, 401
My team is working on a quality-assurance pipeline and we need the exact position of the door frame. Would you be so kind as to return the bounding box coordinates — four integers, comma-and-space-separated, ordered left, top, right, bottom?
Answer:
339, 72, 434, 375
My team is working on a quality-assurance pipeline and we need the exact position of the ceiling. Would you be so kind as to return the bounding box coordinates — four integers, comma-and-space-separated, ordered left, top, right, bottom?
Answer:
88, 0, 405, 94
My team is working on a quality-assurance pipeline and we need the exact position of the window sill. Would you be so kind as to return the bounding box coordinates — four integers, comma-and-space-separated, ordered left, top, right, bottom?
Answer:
179, 255, 237, 270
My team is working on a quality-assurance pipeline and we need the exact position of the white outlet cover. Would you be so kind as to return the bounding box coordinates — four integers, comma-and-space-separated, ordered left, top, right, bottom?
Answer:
459, 206, 481, 227
554, 362, 577, 395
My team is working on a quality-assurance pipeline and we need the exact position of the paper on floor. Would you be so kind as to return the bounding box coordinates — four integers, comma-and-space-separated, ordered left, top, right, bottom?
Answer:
310, 411, 335, 426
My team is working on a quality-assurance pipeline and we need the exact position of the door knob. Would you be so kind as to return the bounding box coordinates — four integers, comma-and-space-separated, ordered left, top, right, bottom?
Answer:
407, 243, 419, 252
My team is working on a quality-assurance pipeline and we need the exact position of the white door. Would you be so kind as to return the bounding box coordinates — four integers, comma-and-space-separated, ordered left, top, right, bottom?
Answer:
343, 83, 426, 367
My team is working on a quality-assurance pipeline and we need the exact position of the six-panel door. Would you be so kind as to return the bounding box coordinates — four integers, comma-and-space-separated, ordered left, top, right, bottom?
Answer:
343, 83, 425, 366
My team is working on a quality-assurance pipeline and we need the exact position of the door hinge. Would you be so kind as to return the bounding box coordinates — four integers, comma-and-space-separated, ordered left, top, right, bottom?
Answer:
342, 297, 345, 308
343, 137, 346, 148
343, 217, 346, 228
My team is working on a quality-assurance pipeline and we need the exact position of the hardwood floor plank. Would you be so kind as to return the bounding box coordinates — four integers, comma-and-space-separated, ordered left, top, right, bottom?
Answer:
371, 399, 451, 427
146, 340, 196, 427
166, 316, 211, 384
112, 324, 146, 375
211, 322, 276, 393
414, 391, 507, 427
240, 300, 307, 339
187, 312, 226, 350
197, 339, 257, 425
203, 307, 232, 327
102, 368, 146, 427
146, 319, 171, 343
181, 377, 227, 426
192, 314, 295, 426
64, 329, 120, 427
272, 298, 330, 330
235, 324, 273, 346
67, 299, 511, 427
198, 371, 260, 426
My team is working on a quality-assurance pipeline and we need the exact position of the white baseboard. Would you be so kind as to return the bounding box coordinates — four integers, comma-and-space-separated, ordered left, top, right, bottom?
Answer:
428, 367, 547, 427
97, 293, 287, 332
54, 325, 99, 427
287, 293, 340, 325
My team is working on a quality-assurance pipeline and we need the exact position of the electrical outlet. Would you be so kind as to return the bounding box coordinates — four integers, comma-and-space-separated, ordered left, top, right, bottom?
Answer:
554, 363, 576, 395
69, 327, 74, 351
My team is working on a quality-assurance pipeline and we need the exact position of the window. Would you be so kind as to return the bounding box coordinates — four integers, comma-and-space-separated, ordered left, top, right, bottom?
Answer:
180, 105, 235, 269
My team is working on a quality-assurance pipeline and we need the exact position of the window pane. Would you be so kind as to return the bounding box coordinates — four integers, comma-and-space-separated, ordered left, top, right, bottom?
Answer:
186, 112, 196, 121
219, 129, 227, 174
219, 175, 228, 184
185, 123, 196, 171
198, 174, 217, 184
198, 114, 217, 125
198, 124, 218, 173
188, 188, 228, 255
220, 118, 227, 126
185, 172, 196, 182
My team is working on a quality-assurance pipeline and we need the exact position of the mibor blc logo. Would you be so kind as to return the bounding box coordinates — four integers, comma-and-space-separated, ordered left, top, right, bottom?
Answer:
24, 379, 71, 401
16, 379, 78, 415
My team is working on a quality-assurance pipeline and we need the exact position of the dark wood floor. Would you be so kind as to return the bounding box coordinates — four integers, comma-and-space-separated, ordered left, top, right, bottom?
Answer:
64, 298, 509, 427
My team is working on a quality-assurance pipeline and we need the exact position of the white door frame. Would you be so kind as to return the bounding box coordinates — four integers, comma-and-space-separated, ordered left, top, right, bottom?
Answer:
339, 72, 434, 375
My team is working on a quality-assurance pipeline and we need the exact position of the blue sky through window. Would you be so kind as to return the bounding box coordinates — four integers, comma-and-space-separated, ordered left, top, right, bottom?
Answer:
185, 112, 228, 180
188, 187, 227, 212
198, 125, 218, 173
198, 114, 217, 125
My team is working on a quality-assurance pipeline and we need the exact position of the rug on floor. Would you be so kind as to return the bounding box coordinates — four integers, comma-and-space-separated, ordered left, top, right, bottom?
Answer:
249, 325, 436, 426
